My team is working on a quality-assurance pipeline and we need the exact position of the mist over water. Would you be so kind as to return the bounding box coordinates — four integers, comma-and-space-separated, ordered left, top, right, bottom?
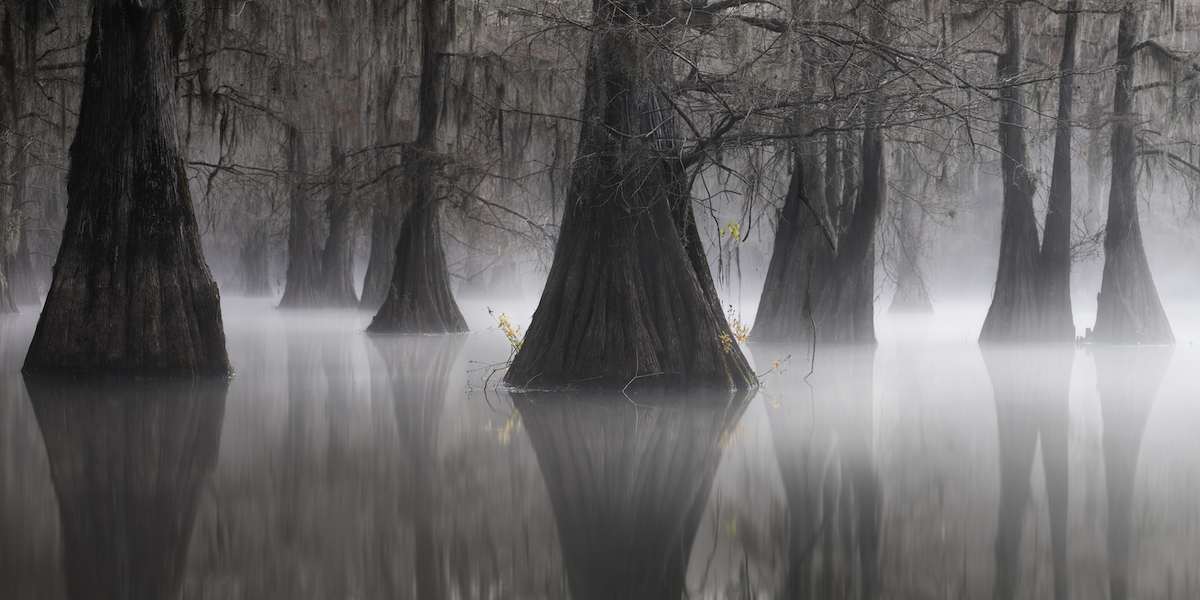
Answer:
2, 297, 1199, 599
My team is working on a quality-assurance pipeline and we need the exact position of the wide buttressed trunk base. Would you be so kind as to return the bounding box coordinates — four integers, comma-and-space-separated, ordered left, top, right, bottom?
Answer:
367, 186, 467, 334
23, 0, 229, 378
27, 377, 227, 600
1091, 234, 1173, 344
515, 390, 752, 600
752, 156, 828, 342
504, 26, 756, 392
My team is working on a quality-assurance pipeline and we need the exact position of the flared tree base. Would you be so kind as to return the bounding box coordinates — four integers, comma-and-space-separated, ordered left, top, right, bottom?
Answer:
367, 199, 467, 334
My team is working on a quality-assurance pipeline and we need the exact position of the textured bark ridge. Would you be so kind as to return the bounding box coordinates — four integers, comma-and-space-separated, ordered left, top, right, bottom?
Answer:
1092, 5, 1173, 345
504, 5, 756, 391
982, 345, 1072, 600
515, 391, 751, 600
26, 377, 227, 600
23, 0, 230, 377
1093, 346, 1172, 600
367, 0, 467, 333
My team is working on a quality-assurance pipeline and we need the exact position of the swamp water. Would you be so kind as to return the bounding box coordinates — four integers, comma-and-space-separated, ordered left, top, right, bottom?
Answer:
2, 297, 1200, 599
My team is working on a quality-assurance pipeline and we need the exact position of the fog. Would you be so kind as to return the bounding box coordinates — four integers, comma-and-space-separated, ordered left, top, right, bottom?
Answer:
4, 294, 1200, 599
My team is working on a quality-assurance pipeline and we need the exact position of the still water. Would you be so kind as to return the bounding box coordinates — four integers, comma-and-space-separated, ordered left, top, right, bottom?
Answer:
2, 298, 1199, 599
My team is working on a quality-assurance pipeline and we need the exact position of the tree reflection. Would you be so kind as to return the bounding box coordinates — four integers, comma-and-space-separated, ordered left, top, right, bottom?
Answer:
981, 344, 1071, 600
1094, 346, 1171, 600
514, 391, 752, 600
765, 344, 878, 600
26, 377, 228, 600
370, 333, 466, 600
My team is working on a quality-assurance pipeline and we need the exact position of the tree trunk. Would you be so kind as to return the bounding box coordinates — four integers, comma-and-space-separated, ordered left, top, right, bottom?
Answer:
23, 0, 229, 377
814, 126, 884, 344
5, 142, 41, 305
359, 66, 403, 313
278, 126, 328, 309
1036, 0, 1079, 341
26, 377, 227, 600
1092, 4, 1173, 344
752, 153, 830, 342
359, 194, 400, 312
7, 216, 40, 305
980, 1, 1042, 343
504, 0, 756, 391
756, 8, 886, 346
515, 391, 751, 600
889, 162, 933, 314
239, 225, 272, 297
368, 0, 468, 333
320, 139, 359, 307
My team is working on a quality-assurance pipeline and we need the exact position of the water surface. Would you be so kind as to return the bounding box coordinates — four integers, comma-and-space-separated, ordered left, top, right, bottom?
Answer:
2, 298, 1199, 599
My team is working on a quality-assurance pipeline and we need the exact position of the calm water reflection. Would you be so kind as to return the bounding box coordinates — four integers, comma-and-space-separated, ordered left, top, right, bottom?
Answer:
2, 300, 1198, 599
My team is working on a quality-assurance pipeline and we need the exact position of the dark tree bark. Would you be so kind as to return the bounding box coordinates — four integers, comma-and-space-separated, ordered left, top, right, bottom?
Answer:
1094, 346, 1172, 600
22, 0, 230, 377
359, 193, 400, 312
503, 0, 756, 390
321, 138, 359, 307
980, 1, 1042, 342
278, 126, 328, 308
359, 65, 404, 313
982, 345, 1072, 600
238, 225, 272, 297
368, 0, 467, 333
814, 125, 884, 344
754, 8, 887, 345
1092, 4, 1173, 344
26, 377, 227, 600
515, 391, 751, 600
1036, 0, 1079, 341
752, 153, 830, 342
